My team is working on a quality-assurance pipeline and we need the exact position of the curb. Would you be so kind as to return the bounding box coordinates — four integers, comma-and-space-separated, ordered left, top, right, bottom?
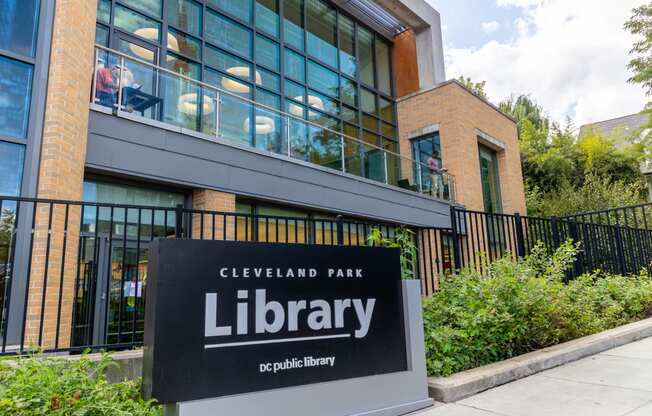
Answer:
428, 317, 652, 403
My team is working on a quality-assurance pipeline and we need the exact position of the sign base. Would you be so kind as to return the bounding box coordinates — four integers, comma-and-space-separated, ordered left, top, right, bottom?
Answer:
163, 281, 433, 416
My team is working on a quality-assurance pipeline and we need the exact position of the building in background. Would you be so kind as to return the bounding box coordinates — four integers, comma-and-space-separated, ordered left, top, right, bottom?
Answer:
0, 0, 525, 349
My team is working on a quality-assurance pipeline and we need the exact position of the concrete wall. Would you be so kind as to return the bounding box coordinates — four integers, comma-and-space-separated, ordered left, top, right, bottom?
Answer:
86, 111, 452, 228
397, 81, 526, 214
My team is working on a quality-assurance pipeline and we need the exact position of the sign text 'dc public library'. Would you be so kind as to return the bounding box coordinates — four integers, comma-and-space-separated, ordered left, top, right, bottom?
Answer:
143, 240, 407, 404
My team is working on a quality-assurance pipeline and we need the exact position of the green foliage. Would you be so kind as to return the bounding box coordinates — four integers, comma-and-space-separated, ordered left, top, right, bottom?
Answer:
423, 243, 652, 377
0, 353, 162, 416
457, 76, 488, 100
526, 174, 647, 217
367, 227, 417, 280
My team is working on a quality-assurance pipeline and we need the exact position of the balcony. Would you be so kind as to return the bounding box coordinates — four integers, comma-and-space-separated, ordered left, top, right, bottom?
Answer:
90, 45, 456, 203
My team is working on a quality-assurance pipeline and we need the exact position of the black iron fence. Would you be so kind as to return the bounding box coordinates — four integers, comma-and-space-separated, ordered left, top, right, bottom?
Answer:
0, 196, 409, 356
1, 195, 650, 356
446, 204, 652, 279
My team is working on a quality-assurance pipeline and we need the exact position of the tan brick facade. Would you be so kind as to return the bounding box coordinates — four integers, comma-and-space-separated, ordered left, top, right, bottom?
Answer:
24, 0, 97, 349
191, 189, 237, 240
397, 81, 526, 215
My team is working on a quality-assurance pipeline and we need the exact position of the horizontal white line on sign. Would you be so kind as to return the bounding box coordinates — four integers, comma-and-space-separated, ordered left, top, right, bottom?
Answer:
204, 334, 351, 349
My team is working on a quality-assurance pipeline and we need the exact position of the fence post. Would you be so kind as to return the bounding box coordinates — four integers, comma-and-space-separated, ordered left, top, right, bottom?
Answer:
175, 204, 184, 238
550, 216, 561, 250
449, 205, 462, 270
513, 213, 526, 258
566, 218, 584, 278
336, 215, 344, 246
614, 226, 627, 275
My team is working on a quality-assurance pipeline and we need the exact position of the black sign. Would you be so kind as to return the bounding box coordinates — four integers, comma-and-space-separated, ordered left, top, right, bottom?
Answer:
142, 240, 407, 404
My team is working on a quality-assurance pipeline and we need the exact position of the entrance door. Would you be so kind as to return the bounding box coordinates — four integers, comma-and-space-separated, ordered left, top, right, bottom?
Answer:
72, 236, 148, 347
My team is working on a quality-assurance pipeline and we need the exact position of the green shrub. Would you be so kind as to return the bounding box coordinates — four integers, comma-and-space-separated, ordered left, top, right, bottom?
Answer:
423, 242, 652, 377
0, 353, 162, 416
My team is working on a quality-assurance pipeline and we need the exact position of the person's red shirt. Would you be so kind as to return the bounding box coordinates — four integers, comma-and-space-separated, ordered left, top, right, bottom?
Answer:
96, 67, 114, 94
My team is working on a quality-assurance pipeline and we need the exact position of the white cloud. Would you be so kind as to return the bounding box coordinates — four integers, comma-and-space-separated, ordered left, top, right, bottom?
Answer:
445, 0, 648, 127
481, 20, 501, 33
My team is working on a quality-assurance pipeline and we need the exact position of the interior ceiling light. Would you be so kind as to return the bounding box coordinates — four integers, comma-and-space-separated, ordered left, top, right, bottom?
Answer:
244, 116, 275, 135
222, 67, 262, 93
132, 28, 179, 62
178, 93, 215, 116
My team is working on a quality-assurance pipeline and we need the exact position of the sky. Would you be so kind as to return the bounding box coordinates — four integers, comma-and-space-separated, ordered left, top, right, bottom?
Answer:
425, 0, 649, 128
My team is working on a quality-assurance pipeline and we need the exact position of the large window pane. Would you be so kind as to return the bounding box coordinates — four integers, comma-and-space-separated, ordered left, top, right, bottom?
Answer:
284, 48, 304, 82
360, 88, 376, 114
206, 10, 252, 58
166, 53, 200, 78
379, 97, 395, 123
0, 142, 24, 196
121, 0, 162, 18
283, 0, 303, 50
255, 0, 279, 37
0, 0, 40, 57
285, 79, 305, 103
96, 24, 110, 47
375, 38, 392, 95
0, 56, 32, 139
205, 68, 252, 98
168, 28, 201, 61
255, 35, 279, 71
338, 15, 356, 77
256, 67, 280, 92
115, 5, 161, 43
307, 60, 338, 97
306, 0, 336, 67
358, 26, 374, 87
168, 0, 202, 37
97, 0, 111, 25
341, 77, 357, 108
205, 45, 253, 82
207, 0, 252, 23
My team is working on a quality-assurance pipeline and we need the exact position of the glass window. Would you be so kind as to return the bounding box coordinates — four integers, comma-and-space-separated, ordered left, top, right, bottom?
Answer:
308, 90, 338, 115
97, 0, 111, 25
283, 0, 303, 50
208, 0, 252, 23
338, 15, 356, 77
341, 106, 357, 124
0, 56, 33, 139
168, 0, 202, 37
96, 24, 110, 47
205, 45, 252, 81
382, 122, 396, 138
358, 26, 374, 87
375, 38, 391, 95
83, 180, 184, 207
168, 28, 201, 61
306, 0, 336, 67
379, 97, 394, 123
255, 35, 279, 71
205, 67, 252, 98
256, 67, 280, 92
256, 89, 280, 109
285, 79, 305, 102
307, 60, 338, 97
0, 0, 40, 57
362, 114, 377, 132
255, 0, 279, 37
114, 5, 161, 43
0, 142, 24, 196
360, 88, 376, 114
412, 133, 441, 194
166, 53, 200, 79
121, 0, 162, 18
206, 10, 252, 58
341, 77, 357, 108
479, 144, 503, 213
284, 48, 304, 82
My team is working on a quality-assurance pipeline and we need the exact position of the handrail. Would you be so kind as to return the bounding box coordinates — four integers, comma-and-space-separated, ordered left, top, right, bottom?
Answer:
91, 44, 456, 201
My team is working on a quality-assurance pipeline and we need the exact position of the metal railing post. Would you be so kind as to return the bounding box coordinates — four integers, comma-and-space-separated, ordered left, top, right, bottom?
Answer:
340, 135, 345, 173
416, 162, 423, 193
91, 48, 99, 105
214, 91, 221, 138
175, 204, 184, 238
513, 213, 526, 258
286, 116, 292, 157
116, 56, 125, 115
449, 205, 463, 271
336, 215, 344, 246
383, 151, 389, 184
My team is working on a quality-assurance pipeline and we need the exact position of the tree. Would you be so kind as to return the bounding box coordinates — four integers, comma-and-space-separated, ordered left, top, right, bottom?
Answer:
625, 3, 652, 96
499, 95, 550, 133
457, 76, 488, 99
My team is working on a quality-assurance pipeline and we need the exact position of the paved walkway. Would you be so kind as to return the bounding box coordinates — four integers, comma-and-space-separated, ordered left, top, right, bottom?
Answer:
415, 336, 652, 416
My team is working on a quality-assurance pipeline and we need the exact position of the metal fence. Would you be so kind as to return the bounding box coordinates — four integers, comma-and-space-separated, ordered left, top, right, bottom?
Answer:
1, 195, 650, 356
0, 196, 409, 356
446, 204, 652, 279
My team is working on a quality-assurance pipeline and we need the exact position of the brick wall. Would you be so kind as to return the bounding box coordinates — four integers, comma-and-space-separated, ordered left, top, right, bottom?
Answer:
397, 81, 526, 215
192, 189, 237, 240
24, 0, 96, 349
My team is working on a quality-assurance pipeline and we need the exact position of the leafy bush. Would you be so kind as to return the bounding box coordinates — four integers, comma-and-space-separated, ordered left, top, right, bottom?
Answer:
0, 353, 162, 416
367, 227, 417, 280
423, 242, 652, 377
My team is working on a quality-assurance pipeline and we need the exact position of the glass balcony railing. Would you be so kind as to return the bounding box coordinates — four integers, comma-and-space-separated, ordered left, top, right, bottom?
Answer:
91, 45, 456, 202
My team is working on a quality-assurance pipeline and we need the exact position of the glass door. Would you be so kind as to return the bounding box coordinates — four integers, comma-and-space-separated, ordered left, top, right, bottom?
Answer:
478, 144, 502, 213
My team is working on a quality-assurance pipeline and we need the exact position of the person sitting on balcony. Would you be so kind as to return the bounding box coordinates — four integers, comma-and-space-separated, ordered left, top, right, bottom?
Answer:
427, 150, 444, 199
95, 61, 118, 108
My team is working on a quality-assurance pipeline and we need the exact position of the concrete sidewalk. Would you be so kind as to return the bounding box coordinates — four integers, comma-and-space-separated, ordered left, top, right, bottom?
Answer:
415, 336, 652, 416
